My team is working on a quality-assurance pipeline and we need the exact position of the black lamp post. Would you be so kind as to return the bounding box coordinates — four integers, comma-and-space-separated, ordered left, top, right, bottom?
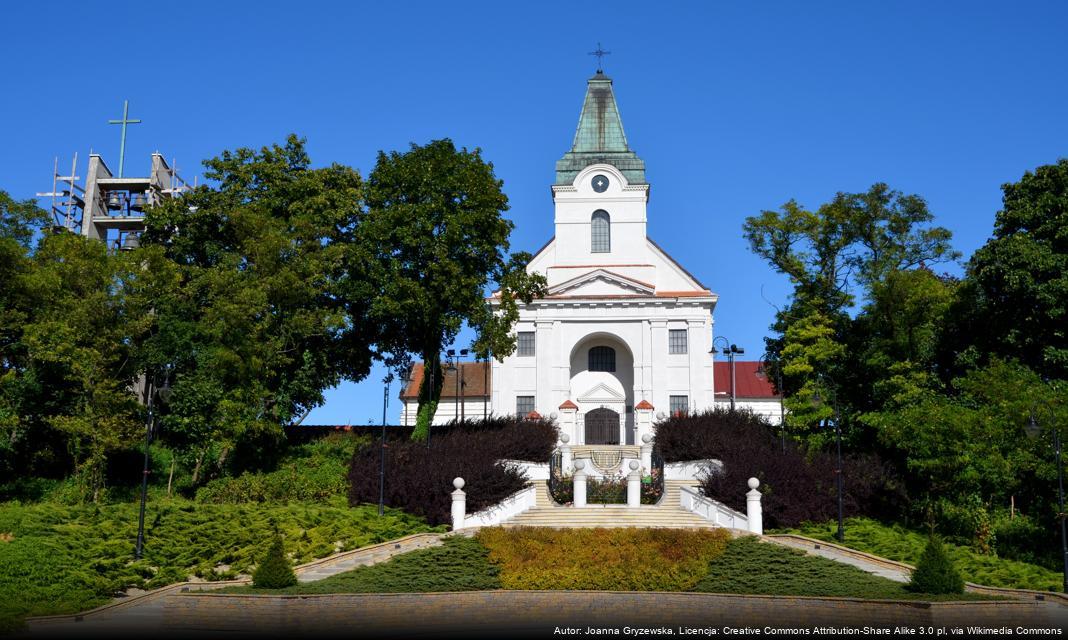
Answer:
712, 336, 744, 411
135, 370, 170, 560
759, 356, 787, 453
812, 378, 844, 543
445, 348, 468, 423
1026, 402, 1068, 593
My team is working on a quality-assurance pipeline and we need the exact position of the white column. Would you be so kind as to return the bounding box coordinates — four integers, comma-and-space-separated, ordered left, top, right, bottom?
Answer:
640, 433, 653, 472
627, 460, 641, 508
746, 477, 763, 535
560, 433, 573, 474
451, 477, 467, 531
636, 406, 654, 445
559, 405, 578, 444
573, 461, 587, 508
535, 320, 553, 414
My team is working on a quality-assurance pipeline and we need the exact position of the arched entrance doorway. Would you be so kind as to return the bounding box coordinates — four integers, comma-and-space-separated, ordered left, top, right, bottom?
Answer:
584, 408, 621, 445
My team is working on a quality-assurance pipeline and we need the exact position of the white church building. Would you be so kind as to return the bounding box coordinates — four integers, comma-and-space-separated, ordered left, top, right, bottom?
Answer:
400, 70, 780, 436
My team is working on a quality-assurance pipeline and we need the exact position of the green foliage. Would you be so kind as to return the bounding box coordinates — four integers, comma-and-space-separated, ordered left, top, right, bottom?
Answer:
782, 518, 1062, 591
478, 527, 731, 591
356, 139, 546, 418
946, 159, 1068, 378
252, 531, 297, 588
908, 535, 964, 594
0, 498, 437, 630
411, 400, 436, 442
697, 536, 983, 600
233, 534, 498, 595
196, 433, 366, 504
140, 135, 374, 485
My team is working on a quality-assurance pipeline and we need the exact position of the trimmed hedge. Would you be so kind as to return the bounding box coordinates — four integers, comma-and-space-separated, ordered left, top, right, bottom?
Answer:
477, 527, 731, 591
908, 535, 965, 594
655, 408, 904, 528
348, 416, 556, 526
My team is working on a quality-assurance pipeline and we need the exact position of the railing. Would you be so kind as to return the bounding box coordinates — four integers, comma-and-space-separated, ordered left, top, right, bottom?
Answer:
549, 450, 563, 503
650, 447, 664, 501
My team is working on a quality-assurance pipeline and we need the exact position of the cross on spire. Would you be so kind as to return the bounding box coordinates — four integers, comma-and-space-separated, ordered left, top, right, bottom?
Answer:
108, 99, 141, 177
588, 42, 611, 72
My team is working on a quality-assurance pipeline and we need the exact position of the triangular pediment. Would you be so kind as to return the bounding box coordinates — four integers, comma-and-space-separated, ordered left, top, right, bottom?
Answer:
577, 382, 626, 403
548, 269, 655, 297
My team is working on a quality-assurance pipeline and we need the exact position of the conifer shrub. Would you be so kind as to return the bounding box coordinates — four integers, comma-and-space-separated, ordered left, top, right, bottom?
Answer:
655, 408, 904, 528
252, 531, 297, 589
908, 535, 965, 594
348, 416, 556, 526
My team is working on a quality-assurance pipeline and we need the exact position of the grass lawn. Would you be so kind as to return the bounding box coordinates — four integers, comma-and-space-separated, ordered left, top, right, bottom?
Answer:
231, 528, 994, 601
697, 537, 993, 601
780, 518, 1062, 592
0, 497, 439, 632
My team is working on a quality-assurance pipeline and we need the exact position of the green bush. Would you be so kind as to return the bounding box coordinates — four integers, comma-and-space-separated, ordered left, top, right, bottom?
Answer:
908, 535, 965, 594
233, 535, 498, 594
697, 536, 983, 600
252, 532, 297, 588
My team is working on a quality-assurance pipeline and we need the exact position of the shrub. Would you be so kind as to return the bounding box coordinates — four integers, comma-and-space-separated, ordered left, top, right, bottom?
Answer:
478, 527, 731, 591
252, 531, 297, 588
348, 416, 556, 526
655, 408, 904, 528
908, 535, 965, 594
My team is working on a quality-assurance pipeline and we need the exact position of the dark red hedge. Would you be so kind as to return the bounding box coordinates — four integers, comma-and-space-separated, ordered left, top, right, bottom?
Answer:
654, 408, 904, 529
348, 416, 557, 526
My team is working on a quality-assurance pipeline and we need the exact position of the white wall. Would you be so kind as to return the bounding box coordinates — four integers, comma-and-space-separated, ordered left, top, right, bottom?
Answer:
400, 398, 492, 426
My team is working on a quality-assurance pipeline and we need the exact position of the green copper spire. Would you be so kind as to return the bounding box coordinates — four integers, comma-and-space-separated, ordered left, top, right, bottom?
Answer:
555, 70, 646, 185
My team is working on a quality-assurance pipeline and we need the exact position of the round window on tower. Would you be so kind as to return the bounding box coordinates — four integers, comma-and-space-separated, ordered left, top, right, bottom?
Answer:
591, 175, 609, 193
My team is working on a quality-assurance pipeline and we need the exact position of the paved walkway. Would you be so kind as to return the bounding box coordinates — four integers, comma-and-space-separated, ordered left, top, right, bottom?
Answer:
765, 534, 912, 582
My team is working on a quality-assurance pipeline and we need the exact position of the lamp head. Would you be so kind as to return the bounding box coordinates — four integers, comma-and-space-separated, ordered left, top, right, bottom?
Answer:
446, 349, 456, 357
460, 349, 469, 356
1025, 411, 1042, 439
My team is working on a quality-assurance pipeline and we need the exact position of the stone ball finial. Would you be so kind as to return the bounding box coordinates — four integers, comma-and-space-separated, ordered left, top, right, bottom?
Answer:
629, 460, 640, 471
656, 411, 666, 420
747, 477, 760, 490
574, 460, 585, 470
641, 433, 652, 444
560, 433, 570, 444
550, 412, 559, 420
453, 477, 465, 490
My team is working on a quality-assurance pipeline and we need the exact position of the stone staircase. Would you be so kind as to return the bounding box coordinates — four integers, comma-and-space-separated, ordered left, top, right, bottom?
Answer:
502, 480, 720, 529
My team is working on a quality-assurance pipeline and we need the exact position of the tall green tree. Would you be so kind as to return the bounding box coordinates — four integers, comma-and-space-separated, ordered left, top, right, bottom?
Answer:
744, 183, 957, 443
943, 159, 1068, 379
141, 135, 374, 480
356, 139, 545, 439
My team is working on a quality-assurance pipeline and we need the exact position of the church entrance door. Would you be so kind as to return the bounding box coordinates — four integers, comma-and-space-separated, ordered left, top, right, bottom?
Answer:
584, 408, 620, 445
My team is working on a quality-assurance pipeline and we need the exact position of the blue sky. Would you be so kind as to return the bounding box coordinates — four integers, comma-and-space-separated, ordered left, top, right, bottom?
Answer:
3, 1, 1066, 424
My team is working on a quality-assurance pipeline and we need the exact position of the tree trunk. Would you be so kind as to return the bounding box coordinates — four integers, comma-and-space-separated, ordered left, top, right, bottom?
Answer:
217, 447, 230, 472
192, 450, 205, 485
167, 457, 176, 497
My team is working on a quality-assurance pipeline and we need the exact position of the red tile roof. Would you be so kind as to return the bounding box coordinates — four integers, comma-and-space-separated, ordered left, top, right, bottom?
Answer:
714, 361, 780, 399
526, 411, 542, 420
399, 362, 490, 399
634, 400, 655, 410
559, 399, 578, 409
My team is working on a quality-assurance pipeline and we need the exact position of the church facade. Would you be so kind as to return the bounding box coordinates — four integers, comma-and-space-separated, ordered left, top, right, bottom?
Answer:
400, 70, 780, 434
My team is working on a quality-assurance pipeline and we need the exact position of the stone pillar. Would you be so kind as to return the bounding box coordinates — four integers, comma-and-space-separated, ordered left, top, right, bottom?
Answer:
451, 477, 466, 530
746, 477, 763, 535
560, 433, 573, 474
559, 403, 578, 445
573, 460, 587, 508
640, 433, 653, 472
627, 460, 641, 508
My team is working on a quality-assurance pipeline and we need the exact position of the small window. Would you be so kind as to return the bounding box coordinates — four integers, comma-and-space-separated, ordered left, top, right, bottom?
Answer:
517, 332, 535, 356
669, 329, 688, 354
591, 210, 611, 253
516, 396, 535, 416
670, 395, 689, 416
588, 346, 616, 372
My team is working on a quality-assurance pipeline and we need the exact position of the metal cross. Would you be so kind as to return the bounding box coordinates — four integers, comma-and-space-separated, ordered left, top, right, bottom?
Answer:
108, 100, 141, 177
588, 43, 611, 72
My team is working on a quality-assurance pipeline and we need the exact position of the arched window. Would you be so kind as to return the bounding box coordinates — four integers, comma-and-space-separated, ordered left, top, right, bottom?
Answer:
591, 210, 610, 253
588, 346, 616, 372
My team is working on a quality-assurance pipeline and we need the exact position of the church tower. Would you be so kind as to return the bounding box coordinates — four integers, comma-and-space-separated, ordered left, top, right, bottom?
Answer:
486, 69, 718, 446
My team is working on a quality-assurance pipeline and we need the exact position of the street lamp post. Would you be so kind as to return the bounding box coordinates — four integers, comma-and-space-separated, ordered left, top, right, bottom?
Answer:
1026, 402, 1068, 593
712, 336, 744, 411
379, 370, 393, 516
135, 370, 170, 560
812, 378, 844, 543
445, 348, 469, 423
